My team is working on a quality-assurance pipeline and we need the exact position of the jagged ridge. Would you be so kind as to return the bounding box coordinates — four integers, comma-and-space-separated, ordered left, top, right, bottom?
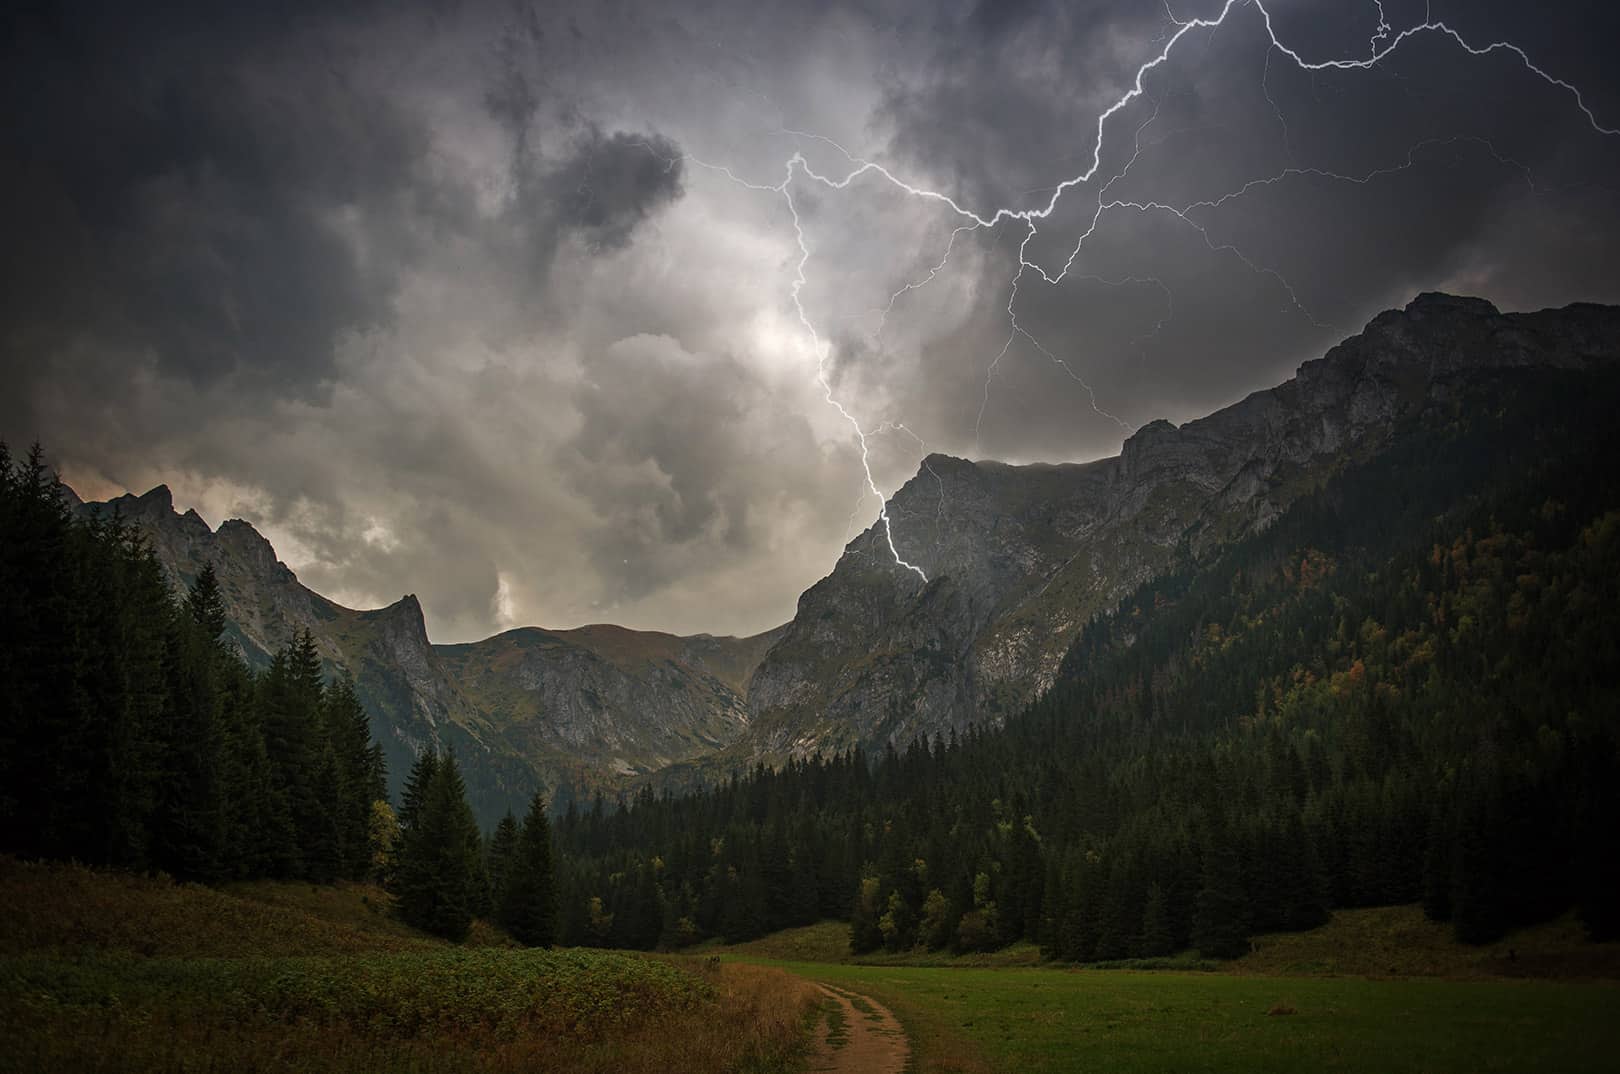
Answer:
737, 293, 1620, 760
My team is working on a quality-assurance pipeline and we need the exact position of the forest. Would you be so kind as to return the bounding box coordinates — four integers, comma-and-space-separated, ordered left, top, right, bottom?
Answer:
550, 367, 1620, 957
0, 444, 555, 944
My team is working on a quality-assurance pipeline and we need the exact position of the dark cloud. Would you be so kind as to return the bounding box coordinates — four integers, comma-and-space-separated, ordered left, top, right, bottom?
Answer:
0, 0, 686, 401
1, 1, 426, 392
554, 130, 685, 251
2, 0, 1617, 641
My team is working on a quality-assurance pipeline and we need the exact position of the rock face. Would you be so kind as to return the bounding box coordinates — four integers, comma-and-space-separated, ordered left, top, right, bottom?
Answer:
740, 294, 1620, 758
71, 491, 782, 822
438, 624, 785, 778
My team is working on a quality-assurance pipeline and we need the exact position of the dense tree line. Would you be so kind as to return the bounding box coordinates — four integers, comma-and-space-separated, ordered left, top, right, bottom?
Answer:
0, 444, 385, 883
0, 441, 560, 945
553, 369, 1620, 957
9, 368, 1615, 957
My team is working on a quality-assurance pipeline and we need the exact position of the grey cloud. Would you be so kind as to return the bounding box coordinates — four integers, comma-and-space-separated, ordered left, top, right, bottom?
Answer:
5, 0, 1619, 644
1, 0, 687, 404
553, 130, 685, 251
1, 2, 432, 394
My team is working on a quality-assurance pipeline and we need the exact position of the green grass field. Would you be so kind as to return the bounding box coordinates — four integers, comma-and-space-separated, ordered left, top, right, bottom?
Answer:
11, 857, 1620, 1074
717, 911, 1620, 1074
742, 959, 1620, 1074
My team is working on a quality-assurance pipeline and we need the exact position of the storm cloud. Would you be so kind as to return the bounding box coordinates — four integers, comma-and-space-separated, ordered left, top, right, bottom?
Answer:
3, 0, 1618, 642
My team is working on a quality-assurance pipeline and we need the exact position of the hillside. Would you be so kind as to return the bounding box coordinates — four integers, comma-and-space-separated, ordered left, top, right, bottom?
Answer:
0, 857, 818, 1074
438, 624, 785, 779
739, 294, 1620, 760
549, 356, 1620, 955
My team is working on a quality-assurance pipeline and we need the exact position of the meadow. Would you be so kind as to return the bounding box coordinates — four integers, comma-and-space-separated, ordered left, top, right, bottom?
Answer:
0, 858, 819, 1074
10, 857, 1620, 1074
744, 959, 1620, 1074
721, 913, 1620, 1074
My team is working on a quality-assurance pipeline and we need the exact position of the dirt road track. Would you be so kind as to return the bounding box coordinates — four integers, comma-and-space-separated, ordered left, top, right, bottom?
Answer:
809, 983, 911, 1074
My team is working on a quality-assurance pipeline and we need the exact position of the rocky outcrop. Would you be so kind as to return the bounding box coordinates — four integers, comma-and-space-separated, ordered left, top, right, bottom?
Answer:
740, 294, 1620, 760
437, 625, 779, 777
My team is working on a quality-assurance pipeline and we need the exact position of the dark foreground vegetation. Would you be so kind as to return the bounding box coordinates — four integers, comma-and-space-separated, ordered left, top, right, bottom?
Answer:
0, 444, 559, 944
554, 368, 1620, 958
0, 856, 818, 1074
0, 442, 384, 885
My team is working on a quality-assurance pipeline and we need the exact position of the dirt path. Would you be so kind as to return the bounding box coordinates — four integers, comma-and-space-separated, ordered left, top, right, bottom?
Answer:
809, 983, 911, 1074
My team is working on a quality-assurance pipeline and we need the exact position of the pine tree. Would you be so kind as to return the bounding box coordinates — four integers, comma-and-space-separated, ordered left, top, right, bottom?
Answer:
500, 792, 558, 947
1192, 832, 1250, 959
487, 812, 520, 909
323, 675, 384, 880
395, 752, 481, 942
1140, 881, 1174, 957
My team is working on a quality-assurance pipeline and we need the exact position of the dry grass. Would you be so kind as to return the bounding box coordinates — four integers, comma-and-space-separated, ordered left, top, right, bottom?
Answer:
0, 858, 821, 1074
0, 856, 437, 957
0, 958, 818, 1074
713, 920, 1043, 969
1234, 904, 1620, 980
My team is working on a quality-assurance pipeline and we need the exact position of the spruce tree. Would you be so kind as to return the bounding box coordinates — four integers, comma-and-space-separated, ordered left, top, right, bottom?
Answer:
150, 587, 227, 881
1192, 833, 1250, 959
500, 792, 558, 947
395, 752, 481, 941
487, 812, 520, 909
397, 750, 439, 837
1140, 881, 1174, 957
185, 562, 228, 640
323, 675, 384, 880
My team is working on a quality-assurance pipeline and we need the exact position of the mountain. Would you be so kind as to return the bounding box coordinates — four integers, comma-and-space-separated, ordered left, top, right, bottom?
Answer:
69, 487, 781, 823
738, 293, 1620, 760
436, 623, 784, 781
65, 292, 1620, 810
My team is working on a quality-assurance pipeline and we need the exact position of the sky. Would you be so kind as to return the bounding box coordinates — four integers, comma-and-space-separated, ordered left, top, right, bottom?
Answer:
4, 0, 1619, 642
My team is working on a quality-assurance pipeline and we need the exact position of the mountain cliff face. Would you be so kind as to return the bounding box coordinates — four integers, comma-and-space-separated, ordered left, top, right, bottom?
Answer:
437, 624, 785, 779
740, 294, 1620, 759
70, 489, 780, 822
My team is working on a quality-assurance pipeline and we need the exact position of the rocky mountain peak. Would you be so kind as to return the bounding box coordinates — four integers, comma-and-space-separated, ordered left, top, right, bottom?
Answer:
214, 518, 282, 572
136, 483, 174, 510
1404, 291, 1500, 318
371, 593, 429, 646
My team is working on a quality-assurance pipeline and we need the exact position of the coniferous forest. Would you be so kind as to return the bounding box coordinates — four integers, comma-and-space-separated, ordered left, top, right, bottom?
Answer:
0, 443, 556, 943
549, 368, 1620, 957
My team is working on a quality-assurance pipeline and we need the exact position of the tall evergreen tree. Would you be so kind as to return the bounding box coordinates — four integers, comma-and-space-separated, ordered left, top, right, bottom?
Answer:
395, 752, 481, 942
323, 675, 385, 880
500, 792, 558, 947
487, 812, 520, 910
1193, 832, 1250, 959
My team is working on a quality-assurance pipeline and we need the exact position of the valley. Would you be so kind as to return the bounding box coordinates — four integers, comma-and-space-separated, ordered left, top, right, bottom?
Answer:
72, 294, 1620, 821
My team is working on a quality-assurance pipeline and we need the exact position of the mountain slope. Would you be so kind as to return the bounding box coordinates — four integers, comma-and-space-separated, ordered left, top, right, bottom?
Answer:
69, 487, 782, 822
63, 291, 1620, 803
739, 293, 1620, 759
437, 624, 785, 779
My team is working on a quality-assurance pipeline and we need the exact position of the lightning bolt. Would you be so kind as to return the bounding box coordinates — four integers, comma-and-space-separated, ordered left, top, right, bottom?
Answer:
668, 0, 1616, 579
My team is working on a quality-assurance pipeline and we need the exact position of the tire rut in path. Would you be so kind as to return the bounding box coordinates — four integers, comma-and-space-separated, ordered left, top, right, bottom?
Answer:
809, 983, 911, 1074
